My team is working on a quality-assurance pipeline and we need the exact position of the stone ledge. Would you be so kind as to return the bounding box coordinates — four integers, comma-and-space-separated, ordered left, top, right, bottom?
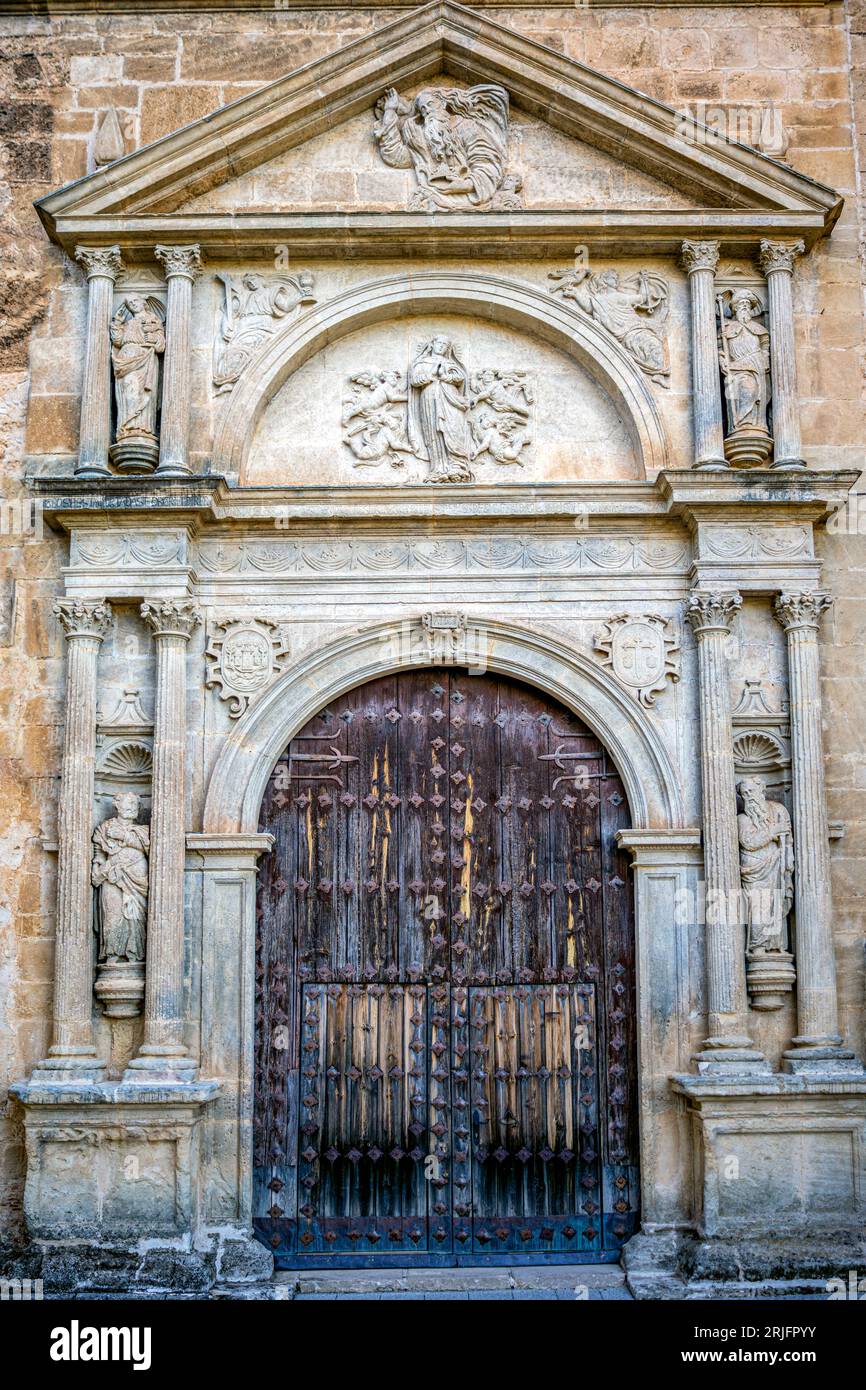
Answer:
10, 1079, 221, 1107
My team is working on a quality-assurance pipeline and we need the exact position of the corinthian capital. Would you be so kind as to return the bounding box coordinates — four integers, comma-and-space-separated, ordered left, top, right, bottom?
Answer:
758, 239, 805, 277
681, 240, 720, 275
686, 589, 742, 638
141, 598, 201, 641
774, 590, 832, 632
154, 244, 203, 281
53, 598, 113, 641
75, 245, 123, 281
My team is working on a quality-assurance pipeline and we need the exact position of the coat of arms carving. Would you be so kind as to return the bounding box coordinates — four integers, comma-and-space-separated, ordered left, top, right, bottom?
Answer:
205, 617, 291, 717
594, 613, 680, 707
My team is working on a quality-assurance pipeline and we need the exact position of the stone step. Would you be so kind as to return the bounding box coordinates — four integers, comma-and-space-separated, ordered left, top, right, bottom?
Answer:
277, 1263, 625, 1296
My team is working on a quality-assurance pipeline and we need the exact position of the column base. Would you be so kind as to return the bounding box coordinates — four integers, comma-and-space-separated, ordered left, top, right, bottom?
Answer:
693, 1047, 771, 1075
691, 457, 729, 471
783, 1044, 864, 1076
124, 1044, 199, 1083
74, 464, 113, 479
155, 461, 193, 478
770, 457, 808, 470
29, 1047, 107, 1083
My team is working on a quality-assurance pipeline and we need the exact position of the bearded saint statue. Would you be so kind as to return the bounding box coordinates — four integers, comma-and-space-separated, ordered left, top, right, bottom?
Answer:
91, 792, 149, 963
737, 777, 794, 954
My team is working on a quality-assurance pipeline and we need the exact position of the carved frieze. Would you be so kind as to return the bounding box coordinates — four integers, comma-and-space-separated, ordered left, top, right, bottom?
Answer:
342, 339, 534, 479
71, 531, 187, 568
205, 616, 291, 717
594, 613, 680, 706
212, 270, 316, 393
195, 535, 690, 577
548, 255, 670, 385
373, 84, 522, 212
701, 525, 811, 561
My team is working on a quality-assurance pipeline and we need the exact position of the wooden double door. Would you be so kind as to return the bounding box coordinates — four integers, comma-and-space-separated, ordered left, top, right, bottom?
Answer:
253, 670, 638, 1266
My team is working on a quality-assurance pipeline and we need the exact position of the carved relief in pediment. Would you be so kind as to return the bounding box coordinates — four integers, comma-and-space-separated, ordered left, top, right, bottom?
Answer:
372, 84, 522, 213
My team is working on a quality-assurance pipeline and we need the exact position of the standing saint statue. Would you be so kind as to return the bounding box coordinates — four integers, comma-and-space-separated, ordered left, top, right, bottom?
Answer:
92, 792, 149, 964
109, 294, 165, 472
737, 777, 794, 954
718, 288, 773, 467
407, 335, 474, 482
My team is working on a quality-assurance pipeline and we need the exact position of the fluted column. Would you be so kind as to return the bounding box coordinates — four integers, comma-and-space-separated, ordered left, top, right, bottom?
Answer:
686, 590, 767, 1071
681, 240, 726, 470
154, 245, 202, 477
75, 246, 123, 478
126, 599, 201, 1081
33, 599, 113, 1080
759, 239, 806, 470
774, 591, 858, 1070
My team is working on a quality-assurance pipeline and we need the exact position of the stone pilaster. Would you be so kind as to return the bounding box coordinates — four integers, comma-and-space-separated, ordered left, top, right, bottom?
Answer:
125, 599, 201, 1081
681, 240, 726, 471
154, 245, 202, 476
758, 239, 806, 470
686, 590, 767, 1072
33, 599, 113, 1080
774, 591, 859, 1071
74, 246, 123, 478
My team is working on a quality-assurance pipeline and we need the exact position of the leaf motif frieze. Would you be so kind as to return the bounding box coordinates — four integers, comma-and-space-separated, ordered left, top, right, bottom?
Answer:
194, 535, 690, 577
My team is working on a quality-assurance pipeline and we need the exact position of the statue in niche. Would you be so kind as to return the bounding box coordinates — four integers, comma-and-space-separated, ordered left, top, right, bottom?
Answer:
91, 792, 149, 964
407, 335, 474, 482
548, 261, 670, 385
373, 84, 523, 212
717, 288, 773, 467
342, 370, 413, 467
737, 777, 794, 955
342, 340, 534, 482
109, 294, 165, 472
213, 270, 315, 392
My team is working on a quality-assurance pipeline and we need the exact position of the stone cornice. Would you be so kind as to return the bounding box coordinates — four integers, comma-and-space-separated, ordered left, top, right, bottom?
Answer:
25, 470, 860, 533
36, 1, 841, 248
47, 211, 833, 261
2, 0, 840, 10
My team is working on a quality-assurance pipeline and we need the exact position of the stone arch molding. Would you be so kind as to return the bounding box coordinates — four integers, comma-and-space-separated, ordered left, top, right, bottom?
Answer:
211, 272, 671, 480
202, 616, 686, 835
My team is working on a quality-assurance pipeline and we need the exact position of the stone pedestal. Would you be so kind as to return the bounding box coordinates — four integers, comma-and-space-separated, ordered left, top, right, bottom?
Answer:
671, 1073, 866, 1263
9, 1079, 219, 1243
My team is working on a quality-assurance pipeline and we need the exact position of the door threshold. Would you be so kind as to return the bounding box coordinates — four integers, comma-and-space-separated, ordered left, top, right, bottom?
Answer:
275, 1263, 625, 1295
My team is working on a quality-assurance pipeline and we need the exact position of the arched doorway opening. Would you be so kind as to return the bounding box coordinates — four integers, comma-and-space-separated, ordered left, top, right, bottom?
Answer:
252, 668, 638, 1267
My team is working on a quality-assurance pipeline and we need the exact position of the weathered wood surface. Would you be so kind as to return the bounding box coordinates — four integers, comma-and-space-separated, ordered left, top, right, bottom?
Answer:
254, 670, 638, 1265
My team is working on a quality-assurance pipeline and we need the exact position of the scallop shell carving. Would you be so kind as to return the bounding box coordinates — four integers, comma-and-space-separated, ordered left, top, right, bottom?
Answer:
732, 731, 783, 768
98, 740, 153, 779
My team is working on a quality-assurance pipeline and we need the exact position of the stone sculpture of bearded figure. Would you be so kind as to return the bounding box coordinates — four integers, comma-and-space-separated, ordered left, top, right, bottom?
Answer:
91, 791, 150, 963
736, 777, 794, 954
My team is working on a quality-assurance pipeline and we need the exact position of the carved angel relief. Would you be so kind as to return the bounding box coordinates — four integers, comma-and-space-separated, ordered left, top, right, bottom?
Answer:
342, 336, 533, 482
595, 613, 680, 706
549, 255, 670, 386
373, 84, 523, 212
213, 270, 316, 393
205, 617, 291, 717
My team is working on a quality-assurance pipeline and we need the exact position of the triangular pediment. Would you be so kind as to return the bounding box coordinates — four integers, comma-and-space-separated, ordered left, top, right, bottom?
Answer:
37, 0, 840, 254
